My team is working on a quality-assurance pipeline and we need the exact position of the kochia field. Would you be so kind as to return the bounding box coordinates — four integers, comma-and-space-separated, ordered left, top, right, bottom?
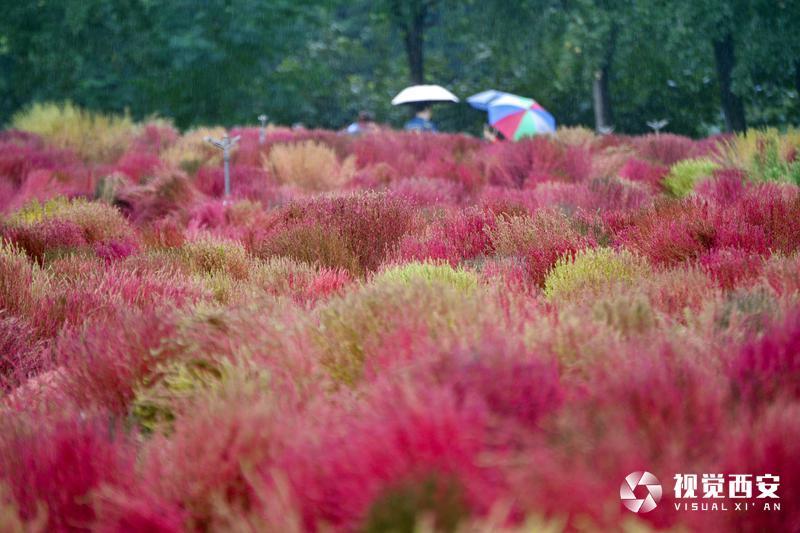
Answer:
1, 106, 799, 532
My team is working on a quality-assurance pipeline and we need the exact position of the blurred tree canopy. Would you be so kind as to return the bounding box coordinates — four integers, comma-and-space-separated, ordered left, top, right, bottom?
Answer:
0, 0, 797, 136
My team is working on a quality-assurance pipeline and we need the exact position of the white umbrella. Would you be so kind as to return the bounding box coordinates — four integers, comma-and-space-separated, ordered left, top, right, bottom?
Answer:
391, 85, 459, 105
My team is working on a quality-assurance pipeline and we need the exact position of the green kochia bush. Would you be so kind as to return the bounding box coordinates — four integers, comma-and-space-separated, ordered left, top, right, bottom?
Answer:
372, 262, 478, 293
180, 234, 251, 279
544, 247, 651, 301
751, 135, 800, 186
663, 158, 720, 197
131, 358, 226, 434
11, 101, 136, 164
130, 356, 274, 435
0, 241, 33, 315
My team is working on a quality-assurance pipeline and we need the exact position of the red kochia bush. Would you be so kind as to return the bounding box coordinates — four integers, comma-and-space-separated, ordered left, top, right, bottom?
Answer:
610, 198, 716, 266
256, 191, 414, 275
417, 159, 485, 193
394, 207, 495, 265
0, 411, 134, 532
699, 248, 764, 290
618, 157, 669, 190
0, 129, 45, 147
439, 334, 562, 430
479, 185, 539, 216
0, 315, 42, 392
194, 164, 270, 199
713, 183, 800, 255
527, 179, 651, 213
483, 137, 592, 188
117, 170, 200, 224
527, 182, 593, 211
0, 141, 73, 188
731, 307, 800, 402
353, 131, 479, 179
388, 177, 466, 207
304, 267, 352, 303
31, 263, 204, 341
526, 341, 727, 531
131, 122, 180, 154
631, 133, 698, 166
54, 307, 180, 413
0, 138, 89, 212
761, 254, 800, 297
718, 402, 800, 533
114, 151, 163, 183
2, 218, 87, 262
694, 168, 746, 205
227, 127, 264, 167
277, 381, 503, 531
238, 127, 353, 162
135, 393, 284, 531
493, 209, 596, 288
95, 488, 186, 533
348, 162, 400, 190
588, 177, 653, 212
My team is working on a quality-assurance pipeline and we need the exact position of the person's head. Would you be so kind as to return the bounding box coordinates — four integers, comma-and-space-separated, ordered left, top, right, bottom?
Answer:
415, 104, 432, 120
357, 111, 374, 124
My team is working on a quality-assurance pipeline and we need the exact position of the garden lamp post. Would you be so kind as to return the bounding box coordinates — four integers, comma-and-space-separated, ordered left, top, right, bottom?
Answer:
204, 133, 240, 199
258, 114, 268, 145
647, 119, 669, 135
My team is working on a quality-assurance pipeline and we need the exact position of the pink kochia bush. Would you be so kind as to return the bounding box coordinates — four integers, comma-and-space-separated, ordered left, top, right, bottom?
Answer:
618, 157, 669, 190
0, 410, 135, 532
394, 207, 495, 265
483, 136, 592, 188
255, 191, 414, 276
1, 118, 800, 531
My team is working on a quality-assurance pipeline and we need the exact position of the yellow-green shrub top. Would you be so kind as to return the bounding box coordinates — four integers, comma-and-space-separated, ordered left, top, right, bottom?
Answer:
544, 247, 651, 301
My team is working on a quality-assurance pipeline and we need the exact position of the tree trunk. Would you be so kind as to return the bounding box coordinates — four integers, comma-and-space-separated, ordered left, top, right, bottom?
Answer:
593, 25, 617, 132
593, 65, 612, 132
713, 33, 747, 132
391, 0, 428, 85
404, 9, 425, 84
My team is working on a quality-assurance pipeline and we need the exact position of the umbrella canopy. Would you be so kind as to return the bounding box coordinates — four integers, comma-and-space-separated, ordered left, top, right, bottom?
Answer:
466, 89, 510, 111
488, 94, 556, 140
391, 85, 459, 105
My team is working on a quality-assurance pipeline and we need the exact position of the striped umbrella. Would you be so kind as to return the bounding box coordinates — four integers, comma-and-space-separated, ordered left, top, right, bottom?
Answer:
487, 94, 556, 140
466, 89, 510, 111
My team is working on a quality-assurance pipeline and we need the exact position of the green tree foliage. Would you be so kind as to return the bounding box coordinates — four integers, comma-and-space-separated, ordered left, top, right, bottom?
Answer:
0, 0, 797, 134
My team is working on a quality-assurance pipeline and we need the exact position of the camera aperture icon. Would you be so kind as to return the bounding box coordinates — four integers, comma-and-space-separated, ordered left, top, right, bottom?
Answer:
620, 471, 662, 513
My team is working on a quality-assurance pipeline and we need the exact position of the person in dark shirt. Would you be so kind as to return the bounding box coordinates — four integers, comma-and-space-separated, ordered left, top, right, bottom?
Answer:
404, 105, 437, 132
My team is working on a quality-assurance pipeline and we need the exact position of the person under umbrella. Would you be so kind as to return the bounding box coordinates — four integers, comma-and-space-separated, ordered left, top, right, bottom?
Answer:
467, 90, 556, 140
482, 124, 506, 143
391, 85, 459, 133
404, 103, 437, 132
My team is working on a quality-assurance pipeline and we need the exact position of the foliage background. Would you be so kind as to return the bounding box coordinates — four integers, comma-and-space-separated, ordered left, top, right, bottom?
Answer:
0, 0, 798, 136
